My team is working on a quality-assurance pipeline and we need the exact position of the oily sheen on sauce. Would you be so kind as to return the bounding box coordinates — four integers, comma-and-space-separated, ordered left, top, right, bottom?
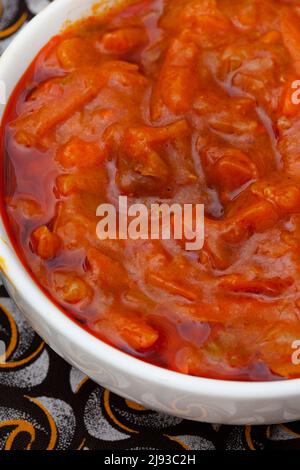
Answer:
2, 0, 300, 381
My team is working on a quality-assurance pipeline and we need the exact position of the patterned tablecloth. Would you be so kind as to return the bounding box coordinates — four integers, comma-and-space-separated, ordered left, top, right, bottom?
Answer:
0, 0, 300, 451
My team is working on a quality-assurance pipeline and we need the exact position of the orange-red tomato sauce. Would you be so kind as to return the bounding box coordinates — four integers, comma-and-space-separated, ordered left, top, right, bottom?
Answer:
2, 0, 300, 381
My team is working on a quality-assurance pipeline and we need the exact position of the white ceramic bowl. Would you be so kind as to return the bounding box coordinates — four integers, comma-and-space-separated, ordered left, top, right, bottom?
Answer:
1, 0, 300, 426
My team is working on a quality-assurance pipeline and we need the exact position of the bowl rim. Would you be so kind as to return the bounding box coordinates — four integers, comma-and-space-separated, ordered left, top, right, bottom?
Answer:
1, 0, 300, 401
